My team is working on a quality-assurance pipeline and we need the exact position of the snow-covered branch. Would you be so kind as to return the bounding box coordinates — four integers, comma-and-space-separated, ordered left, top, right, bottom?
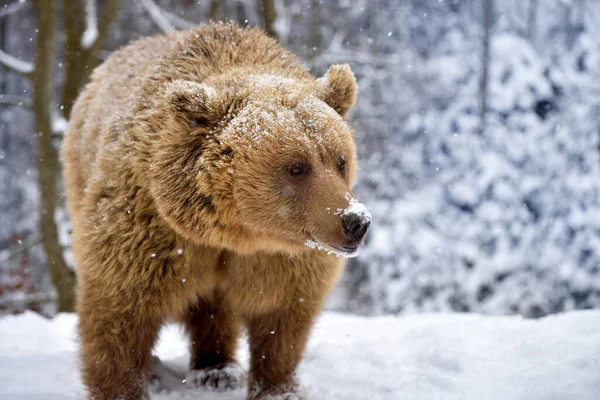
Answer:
51, 107, 68, 135
161, 7, 196, 30
0, 0, 29, 19
51, 111, 68, 135
0, 235, 40, 265
315, 51, 404, 66
0, 48, 34, 75
81, 0, 99, 49
0, 94, 31, 107
0, 292, 56, 307
135, 0, 195, 32
135, 0, 176, 34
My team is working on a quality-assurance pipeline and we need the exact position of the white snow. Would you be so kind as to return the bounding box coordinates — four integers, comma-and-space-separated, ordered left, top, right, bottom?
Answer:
167, 80, 217, 102
80, 0, 98, 49
343, 195, 372, 224
304, 239, 357, 258
249, 74, 297, 90
1, 311, 599, 399
0, 48, 33, 75
51, 109, 68, 135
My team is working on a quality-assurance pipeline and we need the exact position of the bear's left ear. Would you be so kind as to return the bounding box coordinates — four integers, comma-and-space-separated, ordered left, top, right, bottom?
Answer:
316, 64, 358, 117
166, 80, 220, 127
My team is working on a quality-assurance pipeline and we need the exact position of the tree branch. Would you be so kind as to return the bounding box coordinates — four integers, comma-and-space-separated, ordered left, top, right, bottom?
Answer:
315, 51, 403, 66
257, 0, 278, 40
89, 0, 119, 55
61, 0, 119, 119
480, 0, 493, 132
32, 0, 76, 312
0, 0, 30, 19
0, 94, 32, 107
208, 0, 219, 21
81, 0, 98, 49
135, 0, 175, 33
0, 292, 56, 307
0, 235, 40, 265
0, 48, 34, 76
161, 7, 195, 30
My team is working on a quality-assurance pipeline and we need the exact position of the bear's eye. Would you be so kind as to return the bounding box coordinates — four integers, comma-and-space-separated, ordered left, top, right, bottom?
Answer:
338, 156, 346, 173
289, 163, 310, 177
190, 116, 210, 128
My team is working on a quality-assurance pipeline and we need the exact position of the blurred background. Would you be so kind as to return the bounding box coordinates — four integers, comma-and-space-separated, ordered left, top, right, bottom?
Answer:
1, 0, 599, 319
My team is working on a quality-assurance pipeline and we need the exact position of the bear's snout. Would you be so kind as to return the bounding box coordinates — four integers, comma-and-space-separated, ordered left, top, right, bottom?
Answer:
341, 212, 371, 245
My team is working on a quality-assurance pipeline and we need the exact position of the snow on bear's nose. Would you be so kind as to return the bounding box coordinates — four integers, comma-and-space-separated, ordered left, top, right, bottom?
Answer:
342, 197, 372, 243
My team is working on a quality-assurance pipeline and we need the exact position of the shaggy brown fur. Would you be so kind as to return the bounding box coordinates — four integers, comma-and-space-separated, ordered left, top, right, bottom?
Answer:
62, 23, 369, 400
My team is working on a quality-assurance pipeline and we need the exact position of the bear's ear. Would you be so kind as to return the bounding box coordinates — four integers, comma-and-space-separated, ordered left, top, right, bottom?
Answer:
316, 64, 357, 117
166, 80, 219, 127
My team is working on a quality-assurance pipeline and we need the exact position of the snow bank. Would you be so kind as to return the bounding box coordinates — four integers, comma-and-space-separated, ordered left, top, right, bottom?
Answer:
1, 311, 599, 399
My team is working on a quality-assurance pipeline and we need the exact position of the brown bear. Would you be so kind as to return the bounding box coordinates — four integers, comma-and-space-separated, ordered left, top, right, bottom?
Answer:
62, 23, 371, 400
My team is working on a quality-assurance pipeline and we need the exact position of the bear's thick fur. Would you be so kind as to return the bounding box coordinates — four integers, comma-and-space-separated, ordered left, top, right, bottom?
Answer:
62, 23, 370, 400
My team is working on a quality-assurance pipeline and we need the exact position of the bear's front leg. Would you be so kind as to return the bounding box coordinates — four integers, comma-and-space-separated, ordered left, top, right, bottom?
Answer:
78, 283, 163, 400
183, 294, 245, 391
246, 306, 319, 400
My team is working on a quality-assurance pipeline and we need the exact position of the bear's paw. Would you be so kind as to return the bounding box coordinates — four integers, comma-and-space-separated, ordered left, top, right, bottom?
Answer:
248, 382, 305, 400
185, 362, 246, 391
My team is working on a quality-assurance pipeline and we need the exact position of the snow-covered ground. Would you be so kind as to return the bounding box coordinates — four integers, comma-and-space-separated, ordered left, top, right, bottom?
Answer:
1, 311, 599, 400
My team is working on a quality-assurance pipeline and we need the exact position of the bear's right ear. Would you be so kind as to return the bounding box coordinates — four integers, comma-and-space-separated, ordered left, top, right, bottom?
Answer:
316, 64, 358, 117
166, 80, 219, 127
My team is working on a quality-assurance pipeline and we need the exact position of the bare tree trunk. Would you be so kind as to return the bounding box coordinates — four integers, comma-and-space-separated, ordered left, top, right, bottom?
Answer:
257, 0, 278, 40
32, 0, 76, 312
62, 0, 119, 119
208, 0, 220, 21
562, 2, 576, 49
62, 0, 86, 119
308, 0, 319, 67
479, 0, 493, 133
527, 0, 538, 40
233, 1, 249, 27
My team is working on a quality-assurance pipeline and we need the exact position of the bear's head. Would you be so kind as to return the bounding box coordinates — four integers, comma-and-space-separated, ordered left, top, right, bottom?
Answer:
150, 64, 371, 256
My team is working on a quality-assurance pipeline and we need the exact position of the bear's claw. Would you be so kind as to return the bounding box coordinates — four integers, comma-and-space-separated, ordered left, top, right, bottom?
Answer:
185, 362, 246, 391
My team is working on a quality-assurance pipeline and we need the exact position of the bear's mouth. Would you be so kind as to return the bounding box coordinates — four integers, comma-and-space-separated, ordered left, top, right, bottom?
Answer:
331, 243, 360, 254
304, 239, 362, 258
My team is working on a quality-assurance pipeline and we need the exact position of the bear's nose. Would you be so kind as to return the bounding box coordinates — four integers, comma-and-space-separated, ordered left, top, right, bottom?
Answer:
342, 213, 371, 243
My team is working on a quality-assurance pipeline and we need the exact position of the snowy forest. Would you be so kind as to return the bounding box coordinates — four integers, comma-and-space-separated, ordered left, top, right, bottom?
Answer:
1, 0, 600, 320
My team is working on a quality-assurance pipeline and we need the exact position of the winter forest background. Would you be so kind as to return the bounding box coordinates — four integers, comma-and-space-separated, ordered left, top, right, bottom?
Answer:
0, 0, 599, 319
